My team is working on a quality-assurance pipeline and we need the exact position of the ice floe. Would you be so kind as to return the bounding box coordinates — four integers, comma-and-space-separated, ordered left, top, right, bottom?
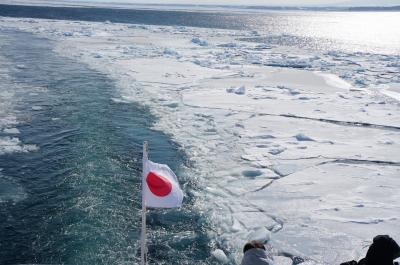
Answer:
294, 133, 315, 142
0, 55, 39, 182
3, 128, 20, 134
191, 37, 209, 46
212, 249, 230, 264
226, 85, 246, 95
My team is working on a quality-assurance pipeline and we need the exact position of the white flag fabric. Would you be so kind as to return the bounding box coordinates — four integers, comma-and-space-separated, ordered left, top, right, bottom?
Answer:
143, 159, 183, 208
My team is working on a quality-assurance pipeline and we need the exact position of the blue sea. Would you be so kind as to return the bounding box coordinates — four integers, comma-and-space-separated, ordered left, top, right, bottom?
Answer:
0, 4, 399, 265
0, 25, 210, 265
0, 4, 399, 55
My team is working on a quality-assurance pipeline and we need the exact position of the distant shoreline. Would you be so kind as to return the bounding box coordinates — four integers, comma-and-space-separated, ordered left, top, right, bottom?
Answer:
245, 5, 400, 11
0, 2, 399, 13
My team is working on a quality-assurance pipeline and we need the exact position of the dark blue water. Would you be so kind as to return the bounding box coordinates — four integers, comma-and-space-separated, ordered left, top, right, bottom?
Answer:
1, 4, 399, 55
0, 4, 250, 29
0, 29, 214, 264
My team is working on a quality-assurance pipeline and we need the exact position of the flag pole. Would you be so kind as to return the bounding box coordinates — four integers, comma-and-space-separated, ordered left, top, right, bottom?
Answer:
141, 141, 148, 265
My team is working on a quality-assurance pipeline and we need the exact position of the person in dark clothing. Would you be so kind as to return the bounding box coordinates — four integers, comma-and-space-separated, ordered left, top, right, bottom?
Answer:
241, 240, 272, 265
341, 235, 400, 265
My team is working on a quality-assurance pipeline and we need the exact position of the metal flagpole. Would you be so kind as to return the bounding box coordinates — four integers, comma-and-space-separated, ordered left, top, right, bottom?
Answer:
141, 141, 148, 265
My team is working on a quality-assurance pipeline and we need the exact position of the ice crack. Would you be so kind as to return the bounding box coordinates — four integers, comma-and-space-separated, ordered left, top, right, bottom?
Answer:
280, 114, 400, 132
318, 158, 400, 166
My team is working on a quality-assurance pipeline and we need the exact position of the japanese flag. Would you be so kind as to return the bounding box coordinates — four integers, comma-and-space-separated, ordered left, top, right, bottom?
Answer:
143, 159, 183, 208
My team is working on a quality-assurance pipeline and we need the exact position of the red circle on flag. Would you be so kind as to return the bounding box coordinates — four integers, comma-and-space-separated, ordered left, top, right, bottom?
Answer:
146, 171, 172, 197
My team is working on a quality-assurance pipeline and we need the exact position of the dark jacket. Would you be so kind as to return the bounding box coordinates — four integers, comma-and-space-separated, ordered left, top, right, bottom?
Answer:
341, 235, 400, 265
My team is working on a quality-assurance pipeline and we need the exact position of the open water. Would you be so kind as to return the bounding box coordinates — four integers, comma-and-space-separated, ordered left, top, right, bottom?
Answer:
0, 29, 211, 264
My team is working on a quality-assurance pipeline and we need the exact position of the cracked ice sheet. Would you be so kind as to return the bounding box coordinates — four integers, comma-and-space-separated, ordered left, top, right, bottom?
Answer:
246, 163, 400, 263
238, 114, 400, 163
2, 17, 399, 264
182, 65, 400, 128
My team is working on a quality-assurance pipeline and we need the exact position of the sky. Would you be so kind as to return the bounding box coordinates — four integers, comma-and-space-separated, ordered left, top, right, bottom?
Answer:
5, 0, 400, 6
68, 0, 399, 6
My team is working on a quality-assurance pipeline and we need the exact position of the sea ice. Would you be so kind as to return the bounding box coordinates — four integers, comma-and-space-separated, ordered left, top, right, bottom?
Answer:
268, 147, 286, 155
294, 133, 315, 142
3, 128, 20, 134
191, 37, 209, 46
212, 249, 229, 264
226, 85, 246, 95
271, 164, 299, 177
266, 58, 312, 69
4, 17, 398, 264
242, 169, 263, 178
63, 31, 73, 37
247, 227, 271, 243
218, 42, 237, 48
163, 47, 180, 57
0, 137, 38, 155
15, 64, 27, 69
31, 106, 43, 111
273, 256, 293, 265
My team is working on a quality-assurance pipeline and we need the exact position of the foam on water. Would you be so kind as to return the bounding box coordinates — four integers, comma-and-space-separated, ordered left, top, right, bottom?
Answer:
0, 171, 27, 203
0, 53, 39, 188
0, 136, 38, 154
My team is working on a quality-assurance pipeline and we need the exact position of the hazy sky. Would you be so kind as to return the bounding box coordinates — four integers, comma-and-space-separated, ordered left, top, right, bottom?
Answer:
8, 0, 400, 6
85, 0, 345, 4
73, 0, 399, 5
